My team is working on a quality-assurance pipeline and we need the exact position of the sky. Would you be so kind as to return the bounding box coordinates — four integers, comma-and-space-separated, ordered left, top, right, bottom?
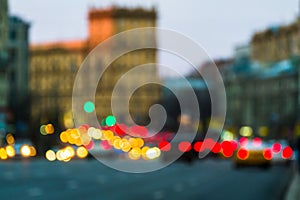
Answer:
8, 0, 299, 77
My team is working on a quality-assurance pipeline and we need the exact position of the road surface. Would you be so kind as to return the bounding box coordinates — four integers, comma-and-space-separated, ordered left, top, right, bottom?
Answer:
0, 158, 293, 200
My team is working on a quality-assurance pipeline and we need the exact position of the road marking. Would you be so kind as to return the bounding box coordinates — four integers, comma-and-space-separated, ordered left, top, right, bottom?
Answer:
28, 187, 43, 197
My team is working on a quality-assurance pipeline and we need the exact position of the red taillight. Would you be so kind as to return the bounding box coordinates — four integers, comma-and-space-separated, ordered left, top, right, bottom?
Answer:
100, 140, 112, 150
84, 140, 94, 150
237, 148, 249, 160
282, 146, 293, 159
253, 137, 262, 147
239, 137, 248, 147
203, 138, 216, 150
263, 148, 272, 160
230, 140, 238, 151
193, 141, 203, 152
113, 124, 127, 135
272, 143, 282, 153
211, 142, 221, 153
221, 141, 234, 157
158, 141, 171, 152
178, 141, 191, 152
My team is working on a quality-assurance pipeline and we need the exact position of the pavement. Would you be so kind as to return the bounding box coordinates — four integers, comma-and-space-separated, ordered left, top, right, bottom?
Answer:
285, 163, 300, 200
0, 158, 293, 200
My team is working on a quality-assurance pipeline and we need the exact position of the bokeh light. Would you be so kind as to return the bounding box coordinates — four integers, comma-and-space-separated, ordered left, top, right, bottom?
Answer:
129, 147, 142, 160
252, 137, 262, 147
263, 148, 272, 160
84, 101, 95, 113
45, 124, 54, 134
20, 145, 31, 157
0, 148, 8, 160
30, 146, 37, 156
239, 126, 253, 137
237, 148, 249, 160
105, 115, 116, 127
84, 140, 94, 150
221, 141, 234, 157
211, 142, 221, 153
145, 147, 161, 159
76, 146, 88, 158
158, 141, 171, 152
40, 125, 47, 135
282, 146, 293, 159
5, 145, 15, 157
100, 140, 112, 151
6, 133, 15, 145
178, 141, 191, 152
272, 143, 281, 153
239, 137, 248, 147
45, 150, 56, 161
193, 141, 203, 152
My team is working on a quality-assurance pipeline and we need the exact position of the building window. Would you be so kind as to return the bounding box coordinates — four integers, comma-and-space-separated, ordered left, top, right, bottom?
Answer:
9, 30, 17, 40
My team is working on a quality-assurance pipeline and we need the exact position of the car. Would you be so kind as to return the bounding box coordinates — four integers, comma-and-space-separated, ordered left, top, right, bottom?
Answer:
158, 133, 223, 163
233, 138, 271, 168
160, 133, 198, 163
268, 140, 294, 165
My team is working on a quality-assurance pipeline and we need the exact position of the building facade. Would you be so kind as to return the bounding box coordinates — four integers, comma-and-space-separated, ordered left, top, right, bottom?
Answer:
30, 41, 87, 126
88, 7, 160, 124
30, 7, 161, 139
223, 18, 300, 139
0, 0, 9, 139
7, 16, 30, 137
0, 0, 8, 60
251, 19, 300, 63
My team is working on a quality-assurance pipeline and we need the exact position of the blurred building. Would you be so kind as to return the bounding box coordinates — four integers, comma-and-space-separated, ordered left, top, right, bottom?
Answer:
7, 16, 30, 137
225, 36, 299, 139
30, 41, 87, 128
251, 19, 300, 63
0, 0, 9, 139
0, 0, 8, 58
88, 7, 160, 124
30, 6, 161, 142
0, 0, 30, 139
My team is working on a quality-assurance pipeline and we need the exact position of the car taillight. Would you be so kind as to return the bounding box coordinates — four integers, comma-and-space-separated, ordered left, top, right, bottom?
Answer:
178, 141, 191, 152
193, 141, 203, 152
282, 146, 293, 159
252, 137, 262, 147
158, 141, 171, 152
221, 141, 234, 157
263, 148, 272, 160
211, 142, 221, 153
237, 148, 249, 160
272, 143, 281, 153
239, 137, 248, 147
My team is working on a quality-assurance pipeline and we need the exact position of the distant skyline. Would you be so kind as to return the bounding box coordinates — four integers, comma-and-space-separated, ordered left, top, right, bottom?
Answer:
9, 0, 299, 76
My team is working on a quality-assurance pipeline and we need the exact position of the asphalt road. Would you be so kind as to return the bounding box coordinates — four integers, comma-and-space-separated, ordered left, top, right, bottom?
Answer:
0, 158, 293, 200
